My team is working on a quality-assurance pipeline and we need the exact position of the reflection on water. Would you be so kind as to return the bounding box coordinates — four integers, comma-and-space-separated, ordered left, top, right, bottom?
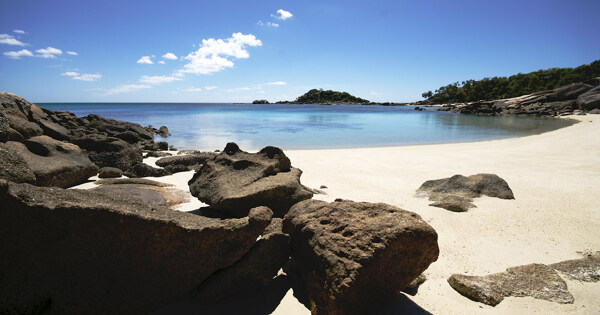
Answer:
39, 103, 574, 151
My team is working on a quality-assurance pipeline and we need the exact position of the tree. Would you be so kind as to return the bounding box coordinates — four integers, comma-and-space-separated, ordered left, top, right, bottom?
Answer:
421, 91, 433, 99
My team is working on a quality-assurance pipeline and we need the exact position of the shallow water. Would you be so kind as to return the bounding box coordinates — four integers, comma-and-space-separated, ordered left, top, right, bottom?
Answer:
39, 103, 574, 151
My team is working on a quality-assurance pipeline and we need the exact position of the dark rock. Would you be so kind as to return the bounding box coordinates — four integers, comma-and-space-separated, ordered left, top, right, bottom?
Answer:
88, 146, 143, 171
123, 161, 171, 178
158, 125, 171, 137
188, 143, 313, 218
0, 142, 36, 184
417, 173, 515, 200
72, 135, 130, 152
98, 167, 123, 178
448, 263, 574, 306
402, 274, 427, 295
282, 200, 439, 315
588, 108, 600, 114
193, 217, 290, 303
428, 195, 476, 212
550, 253, 600, 282
163, 164, 194, 174
94, 178, 173, 187
91, 181, 188, 208
145, 151, 172, 158
156, 152, 217, 168
3, 136, 98, 188
115, 130, 144, 144
156, 141, 169, 150
546, 83, 593, 102
320, 185, 328, 189
577, 86, 600, 110
0, 180, 272, 314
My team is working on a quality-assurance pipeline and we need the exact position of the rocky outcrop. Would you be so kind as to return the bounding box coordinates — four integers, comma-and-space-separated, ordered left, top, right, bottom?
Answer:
98, 167, 123, 178
0, 179, 273, 314
156, 152, 217, 168
188, 143, 314, 217
0, 142, 36, 184
283, 200, 439, 315
88, 146, 143, 171
448, 253, 600, 306
192, 218, 290, 304
123, 161, 171, 178
417, 173, 514, 212
2, 136, 98, 188
439, 79, 600, 116
91, 178, 188, 208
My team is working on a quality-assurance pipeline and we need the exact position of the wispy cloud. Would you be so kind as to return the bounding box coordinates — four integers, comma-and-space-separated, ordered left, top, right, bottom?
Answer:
184, 87, 203, 92
225, 85, 263, 92
139, 75, 182, 84
137, 56, 153, 64
158, 60, 165, 64
13, 29, 26, 34
179, 32, 262, 75
272, 9, 293, 20
66, 51, 78, 56
61, 71, 101, 81
205, 86, 218, 90
257, 20, 279, 28
162, 52, 177, 60
3, 49, 33, 59
0, 34, 27, 46
267, 81, 286, 85
35, 47, 62, 58
106, 84, 151, 95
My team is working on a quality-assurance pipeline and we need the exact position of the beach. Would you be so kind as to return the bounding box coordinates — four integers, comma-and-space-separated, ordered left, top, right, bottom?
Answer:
148, 114, 600, 314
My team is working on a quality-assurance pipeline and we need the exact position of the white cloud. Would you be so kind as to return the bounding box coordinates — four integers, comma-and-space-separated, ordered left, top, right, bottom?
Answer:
106, 84, 151, 95
139, 75, 182, 84
267, 81, 286, 85
0, 34, 27, 46
225, 85, 263, 92
137, 56, 153, 64
3, 49, 33, 59
204, 86, 217, 90
179, 32, 262, 75
257, 20, 279, 28
61, 71, 101, 81
66, 51, 78, 56
13, 29, 26, 34
273, 9, 293, 20
35, 47, 62, 58
162, 52, 177, 60
184, 87, 203, 92
158, 60, 165, 64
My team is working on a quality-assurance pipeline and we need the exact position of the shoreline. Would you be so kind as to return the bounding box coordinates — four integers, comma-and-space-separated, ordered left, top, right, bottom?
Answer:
145, 114, 599, 313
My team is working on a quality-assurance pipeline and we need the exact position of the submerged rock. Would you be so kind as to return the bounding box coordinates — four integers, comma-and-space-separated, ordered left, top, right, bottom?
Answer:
283, 200, 439, 315
188, 143, 313, 217
0, 180, 272, 314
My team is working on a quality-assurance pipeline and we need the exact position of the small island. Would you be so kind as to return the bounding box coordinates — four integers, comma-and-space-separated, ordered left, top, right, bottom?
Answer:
253, 89, 406, 106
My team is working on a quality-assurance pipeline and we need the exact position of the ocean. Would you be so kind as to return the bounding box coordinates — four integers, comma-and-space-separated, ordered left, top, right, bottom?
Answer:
38, 103, 574, 151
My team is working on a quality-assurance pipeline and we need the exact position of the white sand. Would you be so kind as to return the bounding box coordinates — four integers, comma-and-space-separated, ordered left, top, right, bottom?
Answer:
142, 115, 599, 314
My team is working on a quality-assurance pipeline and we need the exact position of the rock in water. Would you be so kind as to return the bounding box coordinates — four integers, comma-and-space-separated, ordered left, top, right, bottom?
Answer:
192, 218, 291, 303
448, 263, 574, 306
3, 136, 97, 188
0, 180, 272, 314
282, 200, 439, 315
188, 142, 313, 217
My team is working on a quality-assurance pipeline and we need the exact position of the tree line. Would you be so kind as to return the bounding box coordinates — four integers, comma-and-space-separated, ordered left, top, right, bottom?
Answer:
422, 59, 600, 103
294, 89, 370, 104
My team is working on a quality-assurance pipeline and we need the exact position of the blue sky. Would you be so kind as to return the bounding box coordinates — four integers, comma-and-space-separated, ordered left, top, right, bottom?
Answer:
1, 0, 599, 103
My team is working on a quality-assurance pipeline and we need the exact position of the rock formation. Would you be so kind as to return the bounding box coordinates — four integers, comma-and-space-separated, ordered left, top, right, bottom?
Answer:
188, 142, 313, 217
91, 178, 189, 208
282, 199, 439, 315
0, 179, 273, 314
417, 173, 514, 212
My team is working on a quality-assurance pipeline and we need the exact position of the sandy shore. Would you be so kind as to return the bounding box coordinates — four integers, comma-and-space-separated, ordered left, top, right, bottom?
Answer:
144, 115, 600, 314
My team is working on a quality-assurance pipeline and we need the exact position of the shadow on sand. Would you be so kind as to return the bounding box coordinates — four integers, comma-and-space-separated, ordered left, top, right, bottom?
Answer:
151, 270, 431, 315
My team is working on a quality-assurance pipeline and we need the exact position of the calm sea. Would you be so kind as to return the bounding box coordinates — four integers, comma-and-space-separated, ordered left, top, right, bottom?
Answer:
38, 103, 574, 151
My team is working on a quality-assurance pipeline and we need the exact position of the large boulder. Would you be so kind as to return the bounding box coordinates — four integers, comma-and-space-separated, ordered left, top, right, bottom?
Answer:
156, 152, 217, 168
0, 142, 36, 184
3, 136, 98, 188
91, 178, 188, 208
188, 143, 314, 217
123, 161, 171, 178
88, 146, 143, 171
282, 200, 439, 315
192, 217, 291, 304
448, 263, 574, 306
0, 179, 273, 314
417, 174, 514, 200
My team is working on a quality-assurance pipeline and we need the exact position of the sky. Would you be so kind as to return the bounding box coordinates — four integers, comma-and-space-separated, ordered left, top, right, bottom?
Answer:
0, 0, 599, 103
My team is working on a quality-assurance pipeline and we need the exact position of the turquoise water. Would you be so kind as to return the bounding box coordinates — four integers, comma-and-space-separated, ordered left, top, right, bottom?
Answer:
39, 103, 574, 151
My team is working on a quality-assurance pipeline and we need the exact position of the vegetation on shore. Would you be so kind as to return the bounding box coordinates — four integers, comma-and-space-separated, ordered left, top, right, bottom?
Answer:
422, 59, 600, 104
275, 89, 370, 104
